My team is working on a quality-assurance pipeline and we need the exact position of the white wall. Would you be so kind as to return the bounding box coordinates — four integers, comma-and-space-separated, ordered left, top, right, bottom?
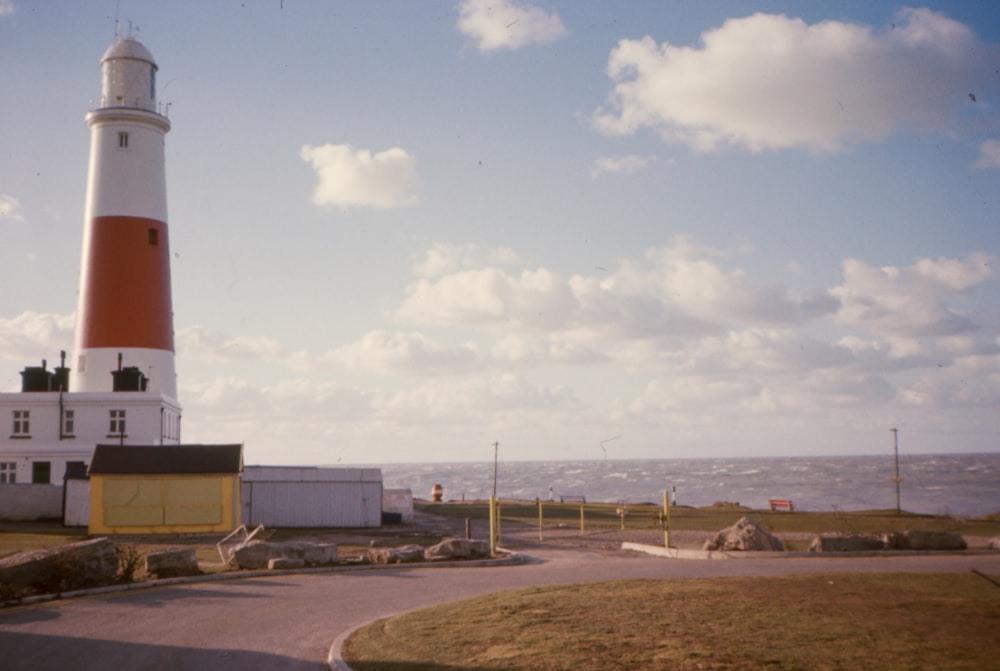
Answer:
63, 479, 91, 527
383, 488, 413, 521
0, 389, 181, 484
0, 484, 63, 521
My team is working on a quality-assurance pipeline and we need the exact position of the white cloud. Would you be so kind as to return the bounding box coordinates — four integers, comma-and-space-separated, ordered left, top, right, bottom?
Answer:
413, 242, 518, 279
832, 254, 997, 338
20, 237, 984, 462
0, 311, 74, 365
457, 0, 568, 53
323, 330, 478, 374
176, 326, 309, 371
490, 333, 604, 366
593, 9, 999, 152
396, 237, 837, 339
590, 154, 657, 178
300, 143, 417, 209
0, 194, 25, 222
0, 1, 14, 19
974, 139, 1000, 169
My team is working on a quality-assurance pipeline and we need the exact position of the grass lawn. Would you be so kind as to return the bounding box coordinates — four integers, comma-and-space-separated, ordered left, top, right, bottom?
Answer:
343, 572, 1000, 671
431, 499, 1000, 539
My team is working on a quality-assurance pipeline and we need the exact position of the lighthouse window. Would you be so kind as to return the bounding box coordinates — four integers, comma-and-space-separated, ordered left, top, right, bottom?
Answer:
12, 410, 30, 437
109, 409, 126, 435
148, 228, 159, 246
118, 132, 129, 148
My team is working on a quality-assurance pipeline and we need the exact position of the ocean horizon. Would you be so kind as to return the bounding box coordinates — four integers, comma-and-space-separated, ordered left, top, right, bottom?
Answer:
361, 452, 1000, 518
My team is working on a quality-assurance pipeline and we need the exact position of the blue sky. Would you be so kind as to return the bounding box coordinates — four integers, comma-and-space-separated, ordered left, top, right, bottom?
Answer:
1, 0, 999, 464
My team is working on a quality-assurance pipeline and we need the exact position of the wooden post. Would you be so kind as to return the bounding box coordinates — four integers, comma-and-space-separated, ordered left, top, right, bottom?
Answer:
579, 503, 585, 535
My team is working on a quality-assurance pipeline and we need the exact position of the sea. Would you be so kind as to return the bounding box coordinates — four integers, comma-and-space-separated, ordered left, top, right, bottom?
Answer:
374, 453, 1000, 518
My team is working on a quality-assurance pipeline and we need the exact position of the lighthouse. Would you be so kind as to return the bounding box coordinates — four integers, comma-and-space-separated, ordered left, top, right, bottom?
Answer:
71, 34, 177, 400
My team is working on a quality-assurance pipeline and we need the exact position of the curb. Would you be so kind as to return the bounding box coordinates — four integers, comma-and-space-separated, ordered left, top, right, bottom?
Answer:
621, 542, 989, 559
1, 550, 526, 610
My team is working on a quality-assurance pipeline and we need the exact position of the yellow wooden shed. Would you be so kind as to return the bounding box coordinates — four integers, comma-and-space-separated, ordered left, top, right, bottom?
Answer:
88, 444, 243, 535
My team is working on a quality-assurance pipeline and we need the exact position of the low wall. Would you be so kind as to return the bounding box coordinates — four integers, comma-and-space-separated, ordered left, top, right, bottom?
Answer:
0, 484, 64, 521
383, 488, 414, 521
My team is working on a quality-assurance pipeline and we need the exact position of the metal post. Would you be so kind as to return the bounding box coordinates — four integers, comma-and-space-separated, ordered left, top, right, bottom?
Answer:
891, 428, 901, 514
492, 441, 499, 501
663, 490, 671, 549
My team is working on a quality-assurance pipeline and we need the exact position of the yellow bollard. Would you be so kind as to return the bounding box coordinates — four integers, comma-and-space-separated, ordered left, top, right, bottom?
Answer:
538, 500, 544, 541
489, 495, 497, 556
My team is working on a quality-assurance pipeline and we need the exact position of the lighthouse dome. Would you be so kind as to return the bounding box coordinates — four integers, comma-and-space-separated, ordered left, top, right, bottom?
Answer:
101, 36, 157, 68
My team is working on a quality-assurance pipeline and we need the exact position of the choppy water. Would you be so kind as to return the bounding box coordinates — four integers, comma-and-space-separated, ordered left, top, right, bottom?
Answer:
373, 453, 1000, 518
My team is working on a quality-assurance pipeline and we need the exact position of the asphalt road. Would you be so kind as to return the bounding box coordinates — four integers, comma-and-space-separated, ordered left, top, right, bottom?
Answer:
2, 546, 999, 671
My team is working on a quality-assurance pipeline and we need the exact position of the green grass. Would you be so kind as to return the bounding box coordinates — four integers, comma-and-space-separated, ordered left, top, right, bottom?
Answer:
0, 528, 88, 560
425, 500, 1000, 538
343, 573, 1000, 670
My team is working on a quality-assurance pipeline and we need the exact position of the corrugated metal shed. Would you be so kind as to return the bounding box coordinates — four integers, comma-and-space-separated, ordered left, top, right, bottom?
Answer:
242, 466, 382, 528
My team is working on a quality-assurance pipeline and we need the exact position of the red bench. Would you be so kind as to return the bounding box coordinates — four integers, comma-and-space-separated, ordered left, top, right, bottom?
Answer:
768, 498, 795, 512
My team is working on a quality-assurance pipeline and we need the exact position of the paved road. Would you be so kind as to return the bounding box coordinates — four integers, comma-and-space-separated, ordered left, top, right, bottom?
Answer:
2, 546, 999, 671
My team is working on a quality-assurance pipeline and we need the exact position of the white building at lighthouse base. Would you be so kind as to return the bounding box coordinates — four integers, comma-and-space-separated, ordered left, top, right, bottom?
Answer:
0, 356, 181, 519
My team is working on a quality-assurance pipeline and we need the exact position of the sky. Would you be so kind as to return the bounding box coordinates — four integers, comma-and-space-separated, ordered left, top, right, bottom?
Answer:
1, 1, 999, 465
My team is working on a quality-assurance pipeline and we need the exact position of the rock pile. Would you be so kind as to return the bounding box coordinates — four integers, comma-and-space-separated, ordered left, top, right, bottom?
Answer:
367, 538, 492, 564
809, 530, 967, 552
0, 538, 119, 595
703, 517, 784, 551
145, 548, 201, 578
231, 540, 339, 570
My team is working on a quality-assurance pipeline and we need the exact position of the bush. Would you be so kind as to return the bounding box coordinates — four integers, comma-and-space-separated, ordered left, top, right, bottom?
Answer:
115, 545, 145, 584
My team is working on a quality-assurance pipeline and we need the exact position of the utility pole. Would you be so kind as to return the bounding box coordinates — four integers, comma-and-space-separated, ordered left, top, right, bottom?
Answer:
890, 428, 901, 514
490, 441, 500, 555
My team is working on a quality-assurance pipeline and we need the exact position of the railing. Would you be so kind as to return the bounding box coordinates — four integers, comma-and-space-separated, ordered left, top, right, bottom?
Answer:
89, 98, 170, 118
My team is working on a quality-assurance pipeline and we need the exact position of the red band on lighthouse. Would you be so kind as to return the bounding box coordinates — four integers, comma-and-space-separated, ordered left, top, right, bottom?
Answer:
77, 215, 174, 351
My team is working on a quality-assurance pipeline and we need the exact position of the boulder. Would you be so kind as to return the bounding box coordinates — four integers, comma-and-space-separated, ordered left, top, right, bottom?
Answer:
809, 534, 886, 552
267, 557, 305, 570
424, 538, 491, 560
367, 544, 426, 564
301, 543, 339, 566
886, 530, 967, 551
988, 537, 1000, 551
232, 541, 339, 570
0, 537, 118, 594
703, 516, 784, 552
145, 548, 200, 579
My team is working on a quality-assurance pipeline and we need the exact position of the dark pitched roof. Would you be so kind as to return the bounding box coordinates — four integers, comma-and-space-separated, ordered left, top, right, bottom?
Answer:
89, 444, 243, 476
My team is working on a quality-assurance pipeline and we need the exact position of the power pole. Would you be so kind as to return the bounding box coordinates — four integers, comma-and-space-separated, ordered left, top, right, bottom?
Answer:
890, 428, 901, 514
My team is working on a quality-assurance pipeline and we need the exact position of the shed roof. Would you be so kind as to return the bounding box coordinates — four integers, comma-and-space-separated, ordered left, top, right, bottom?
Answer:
243, 465, 382, 483
89, 444, 243, 476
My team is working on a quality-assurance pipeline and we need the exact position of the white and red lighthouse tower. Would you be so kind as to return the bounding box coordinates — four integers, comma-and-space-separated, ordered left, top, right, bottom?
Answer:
71, 34, 177, 400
